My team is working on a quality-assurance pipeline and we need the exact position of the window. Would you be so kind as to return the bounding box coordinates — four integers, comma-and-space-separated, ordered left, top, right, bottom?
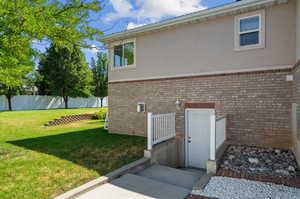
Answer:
112, 40, 135, 69
235, 10, 265, 51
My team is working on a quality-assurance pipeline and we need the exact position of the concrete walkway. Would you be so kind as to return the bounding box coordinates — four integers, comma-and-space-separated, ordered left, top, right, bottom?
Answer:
77, 165, 204, 199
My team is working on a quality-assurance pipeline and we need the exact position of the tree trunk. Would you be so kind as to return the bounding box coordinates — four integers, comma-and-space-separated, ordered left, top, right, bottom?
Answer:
6, 94, 12, 111
63, 96, 68, 109
100, 97, 103, 107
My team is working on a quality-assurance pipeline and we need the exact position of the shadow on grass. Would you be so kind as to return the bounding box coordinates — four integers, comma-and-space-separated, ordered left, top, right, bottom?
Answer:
8, 128, 146, 175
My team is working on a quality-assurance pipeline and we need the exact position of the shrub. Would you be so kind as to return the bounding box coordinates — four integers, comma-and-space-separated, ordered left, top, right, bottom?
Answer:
96, 109, 107, 120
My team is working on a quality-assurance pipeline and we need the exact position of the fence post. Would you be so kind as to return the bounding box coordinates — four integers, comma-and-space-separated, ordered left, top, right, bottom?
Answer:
147, 112, 153, 150
210, 114, 216, 161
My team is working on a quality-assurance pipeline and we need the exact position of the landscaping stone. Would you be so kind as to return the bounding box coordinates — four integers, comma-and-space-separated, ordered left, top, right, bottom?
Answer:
200, 176, 300, 199
44, 114, 96, 126
248, 158, 259, 164
219, 145, 300, 178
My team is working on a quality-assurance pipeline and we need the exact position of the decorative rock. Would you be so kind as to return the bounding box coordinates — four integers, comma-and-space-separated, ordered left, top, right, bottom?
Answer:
248, 158, 259, 164
288, 166, 295, 172
275, 149, 281, 154
266, 159, 272, 163
275, 169, 290, 176
228, 155, 235, 160
219, 145, 300, 178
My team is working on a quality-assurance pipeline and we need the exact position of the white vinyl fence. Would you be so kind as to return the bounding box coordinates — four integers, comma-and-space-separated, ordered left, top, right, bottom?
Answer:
292, 103, 298, 137
216, 116, 227, 150
147, 112, 176, 150
0, 95, 107, 111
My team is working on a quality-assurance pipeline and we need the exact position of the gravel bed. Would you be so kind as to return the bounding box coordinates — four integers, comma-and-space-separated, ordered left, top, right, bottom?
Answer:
201, 176, 300, 199
220, 145, 300, 178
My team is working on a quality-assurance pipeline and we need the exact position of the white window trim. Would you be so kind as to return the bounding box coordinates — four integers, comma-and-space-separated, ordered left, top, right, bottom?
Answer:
234, 10, 265, 51
110, 38, 136, 71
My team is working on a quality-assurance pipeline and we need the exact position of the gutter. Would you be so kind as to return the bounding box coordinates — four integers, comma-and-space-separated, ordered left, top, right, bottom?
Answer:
99, 0, 288, 43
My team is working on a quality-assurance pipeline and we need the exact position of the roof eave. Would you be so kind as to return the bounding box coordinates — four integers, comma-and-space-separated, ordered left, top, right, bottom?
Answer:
99, 0, 288, 43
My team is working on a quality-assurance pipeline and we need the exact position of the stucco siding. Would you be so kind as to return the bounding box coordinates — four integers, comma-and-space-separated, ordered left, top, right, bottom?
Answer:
109, 1, 296, 82
297, 0, 300, 60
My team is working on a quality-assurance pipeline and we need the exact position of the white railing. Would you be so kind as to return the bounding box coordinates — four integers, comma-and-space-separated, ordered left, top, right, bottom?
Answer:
147, 112, 176, 150
210, 115, 227, 161
104, 111, 109, 130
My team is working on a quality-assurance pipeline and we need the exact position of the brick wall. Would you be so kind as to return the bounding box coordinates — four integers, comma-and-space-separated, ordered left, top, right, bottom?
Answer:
108, 69, 293, 148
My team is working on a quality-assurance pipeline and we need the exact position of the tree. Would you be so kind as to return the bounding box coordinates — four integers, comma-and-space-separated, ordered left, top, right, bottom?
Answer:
0, 0, 102, 109
0, 66, 32, 111
37, 44, 93, 108
91, 52, 108, 107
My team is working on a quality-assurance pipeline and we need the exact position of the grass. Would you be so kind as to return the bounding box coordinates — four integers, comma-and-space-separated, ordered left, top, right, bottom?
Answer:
0, 108, 146, 199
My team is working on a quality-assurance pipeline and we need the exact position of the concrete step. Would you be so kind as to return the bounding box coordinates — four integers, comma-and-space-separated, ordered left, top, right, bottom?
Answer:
136, 164, 204, 189
77, 173, 190, 199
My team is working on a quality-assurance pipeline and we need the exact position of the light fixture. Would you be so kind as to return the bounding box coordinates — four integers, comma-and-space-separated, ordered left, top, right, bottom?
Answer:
175, 99, 183, 110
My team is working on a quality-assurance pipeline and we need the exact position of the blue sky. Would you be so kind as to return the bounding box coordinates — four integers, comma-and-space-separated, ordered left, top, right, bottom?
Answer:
34, 0, 235, 64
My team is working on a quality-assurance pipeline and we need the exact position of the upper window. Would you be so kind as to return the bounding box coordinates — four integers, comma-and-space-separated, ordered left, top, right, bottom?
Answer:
235, 10, 265, 51
112, 40, 135, 69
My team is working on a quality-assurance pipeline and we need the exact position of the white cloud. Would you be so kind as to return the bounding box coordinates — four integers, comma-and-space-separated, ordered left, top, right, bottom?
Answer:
106, 0, 207, 25
137, 0, 207, 20
127, 22, 147, 30
105, 0, 135, 21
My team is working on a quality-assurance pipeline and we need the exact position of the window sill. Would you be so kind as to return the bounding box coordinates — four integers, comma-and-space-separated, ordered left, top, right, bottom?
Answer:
234, 44, 265, 52
111, 65, 136, 72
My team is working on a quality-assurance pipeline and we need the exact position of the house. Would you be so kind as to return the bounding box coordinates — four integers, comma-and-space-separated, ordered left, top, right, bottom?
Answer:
100, 0, 300, 172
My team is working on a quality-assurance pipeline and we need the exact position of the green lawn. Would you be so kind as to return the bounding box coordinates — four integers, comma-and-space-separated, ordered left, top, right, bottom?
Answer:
0, 108, 146, 199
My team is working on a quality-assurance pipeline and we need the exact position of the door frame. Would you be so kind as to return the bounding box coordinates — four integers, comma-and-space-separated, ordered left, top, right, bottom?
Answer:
184, 108, 215, 168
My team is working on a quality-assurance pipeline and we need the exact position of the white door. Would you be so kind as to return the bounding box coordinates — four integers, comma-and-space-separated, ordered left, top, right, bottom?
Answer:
186, 109, 213, 169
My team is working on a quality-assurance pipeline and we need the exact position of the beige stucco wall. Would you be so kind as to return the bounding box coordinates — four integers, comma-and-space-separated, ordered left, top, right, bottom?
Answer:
297, 0, 300, 60
109, 1, 296, 82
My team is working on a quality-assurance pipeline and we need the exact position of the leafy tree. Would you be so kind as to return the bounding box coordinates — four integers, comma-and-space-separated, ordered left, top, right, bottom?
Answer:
37, 44, 93, 108
0, 65, 32, 111
91, 52, 108, 107
0, 0, 102, 109
23, 72, 39, 95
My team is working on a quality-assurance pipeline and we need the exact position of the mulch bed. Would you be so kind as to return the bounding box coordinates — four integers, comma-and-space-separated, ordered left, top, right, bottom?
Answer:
44, 114, 96, 126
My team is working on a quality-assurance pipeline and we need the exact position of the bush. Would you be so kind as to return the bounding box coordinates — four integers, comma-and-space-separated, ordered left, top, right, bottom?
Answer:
96, 109, 107, 120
